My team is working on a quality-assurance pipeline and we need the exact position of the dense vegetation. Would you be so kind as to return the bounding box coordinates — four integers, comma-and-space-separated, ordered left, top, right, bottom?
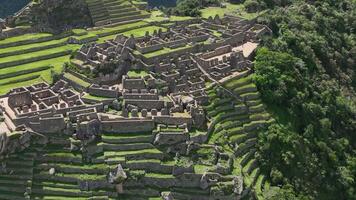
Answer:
0, 0, 30, 18
165, 0, 221, 17
251, 0, 356, 199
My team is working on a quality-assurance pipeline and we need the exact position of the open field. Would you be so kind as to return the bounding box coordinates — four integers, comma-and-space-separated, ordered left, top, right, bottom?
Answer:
200, 3, 260, 19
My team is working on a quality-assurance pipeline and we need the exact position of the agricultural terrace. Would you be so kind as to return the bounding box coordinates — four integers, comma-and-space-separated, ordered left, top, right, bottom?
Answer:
0, 20, 166, 95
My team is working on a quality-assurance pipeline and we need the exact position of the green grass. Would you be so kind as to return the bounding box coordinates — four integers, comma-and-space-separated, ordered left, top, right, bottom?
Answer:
223, 75, 252, 89
0, 45, 77, 66
102, 132, 151, 139
127, 69, 149, 77
194, 164, 211, 174
0, 77, 43, 95
0, 55, 68, 76
82, 94, 114, 100
0, 69, 48, 85
89, 21, 148, 35
122, 26, 166, 37
127, 159, 161, 164
63, 73, 91, 87
143, 45, 191, 58
45, 152, 81, 158
72, 33, 98, 41
72, 29, 87, 35
0, 38, 68, 55
56, 163, 108, 170
145, 173, 174, 179
104, 149, 161, 157
200, 3, 259, 20
0, 55, 70, 95
0, 33, 53, 45
144, 10, 168, 22
97, 26, 166, 43
54, 173, 106, 181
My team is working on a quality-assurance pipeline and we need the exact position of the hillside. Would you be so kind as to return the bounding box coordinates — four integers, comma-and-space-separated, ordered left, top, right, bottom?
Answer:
0, 0, 354, 200
251, 0, 356, 199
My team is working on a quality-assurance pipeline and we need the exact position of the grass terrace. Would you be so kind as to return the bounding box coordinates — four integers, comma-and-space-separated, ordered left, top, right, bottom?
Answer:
144, 10, 193, 23
82, 93, 115, 101
200, 3, 259, 20
0, 77, 44, 94
127, 69, 149, 77
63, 73, 91, 87
0, 38, 68, 57
0, 45, 77, 68
0, 33, 53, 46
203, 74, 273, 196
142, 45, 192, 58
89, 21, 148, 36
97, 25, 166, 43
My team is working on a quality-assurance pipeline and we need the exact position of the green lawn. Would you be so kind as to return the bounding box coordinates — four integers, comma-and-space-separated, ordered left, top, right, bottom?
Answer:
144, 10, 168, 22
144, 10, 193, 22
98, 25, 166, 43
200, 3, 259, 20
0, 33, 53, 45
0, 56, 69, 76
89, 21, 148, 36
63, 73, 91, 87
0, 38, 67, 55
0, 77, 43, 95
82, 94, 114, 101
0, 56, 70, 95
169, 15, 193, 21
127, 69, 149, 77
143, 45, 191, 58
0, 69, 48, 85
0, 45, 77, 66
122, 26, 166, 37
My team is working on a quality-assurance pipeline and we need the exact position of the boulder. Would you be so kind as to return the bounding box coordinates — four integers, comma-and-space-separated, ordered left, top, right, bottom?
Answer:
108, 164, 127, 184
49, 168, 56, 175
161, 191, 174, 200
233, 176, 243, 195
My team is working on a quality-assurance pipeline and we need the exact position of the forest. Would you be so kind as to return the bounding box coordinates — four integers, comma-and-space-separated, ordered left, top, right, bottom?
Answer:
251, 0, 356, 199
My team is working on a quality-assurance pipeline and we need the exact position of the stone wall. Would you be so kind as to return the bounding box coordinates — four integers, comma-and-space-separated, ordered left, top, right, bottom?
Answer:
101, 119, 155, 133
124, 99, 172, 110
88, 84, 118, 98
29, 114, 66, 134
153, 116, 192, 127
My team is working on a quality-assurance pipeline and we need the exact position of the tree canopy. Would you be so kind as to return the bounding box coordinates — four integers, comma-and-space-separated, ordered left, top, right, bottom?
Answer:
253, 0, 356, 199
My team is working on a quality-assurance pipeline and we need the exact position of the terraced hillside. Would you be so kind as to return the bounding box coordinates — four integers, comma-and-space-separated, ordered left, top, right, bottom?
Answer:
0, 20, 165, 95
204, 74, 274, 199
85, 0, 150, 27
0, 129, 242, 199
0, 32, 76, 95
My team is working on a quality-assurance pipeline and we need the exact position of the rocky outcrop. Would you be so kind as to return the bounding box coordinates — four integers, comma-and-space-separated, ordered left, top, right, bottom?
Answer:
0, 130, 48, 160
28, 0, 92, 30
108, 164, 127, 184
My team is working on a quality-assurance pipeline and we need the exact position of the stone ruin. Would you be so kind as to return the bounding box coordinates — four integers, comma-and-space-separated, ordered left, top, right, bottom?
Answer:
0, 81, 104, 134
0, 14, 273, 200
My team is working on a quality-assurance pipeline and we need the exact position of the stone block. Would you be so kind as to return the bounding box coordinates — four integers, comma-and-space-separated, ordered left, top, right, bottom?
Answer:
141, 109, 148, 117
131, 109, 138, 117
151, 109, 157, 116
